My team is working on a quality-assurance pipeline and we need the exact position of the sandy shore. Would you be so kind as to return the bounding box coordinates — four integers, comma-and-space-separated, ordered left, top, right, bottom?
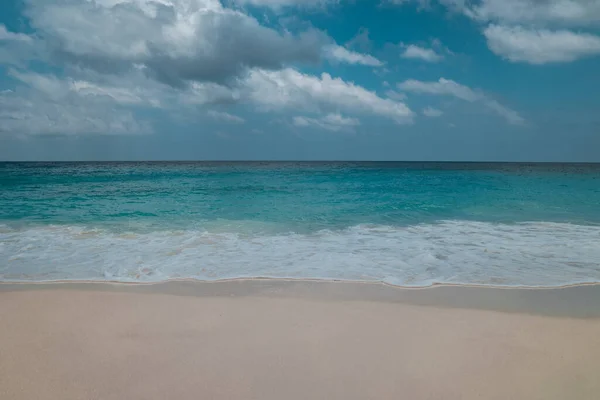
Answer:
1, 280, 600, 400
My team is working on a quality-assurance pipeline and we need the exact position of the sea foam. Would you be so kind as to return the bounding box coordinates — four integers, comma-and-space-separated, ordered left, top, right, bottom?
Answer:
1, 221, 599, 287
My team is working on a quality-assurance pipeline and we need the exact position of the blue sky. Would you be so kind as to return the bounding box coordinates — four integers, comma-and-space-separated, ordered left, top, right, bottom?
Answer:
0, 0, 599, 161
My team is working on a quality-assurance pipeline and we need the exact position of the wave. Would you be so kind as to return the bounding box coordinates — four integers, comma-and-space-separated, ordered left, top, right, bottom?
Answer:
1, 221, 600, 287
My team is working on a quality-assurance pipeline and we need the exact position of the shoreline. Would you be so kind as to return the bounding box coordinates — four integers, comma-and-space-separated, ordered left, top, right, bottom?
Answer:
3, 275, 600, 290
3, 277, 600, 318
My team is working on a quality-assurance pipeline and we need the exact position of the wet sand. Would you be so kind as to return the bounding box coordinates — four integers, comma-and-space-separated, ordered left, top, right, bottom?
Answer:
1, 280, 600, 400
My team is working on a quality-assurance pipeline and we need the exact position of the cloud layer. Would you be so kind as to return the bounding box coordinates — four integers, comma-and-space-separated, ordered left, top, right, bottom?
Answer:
293, 113, 360, 131
1, 0, 536, 137
398, 78, 525, 125
1, 70, 151, 136
484, 24, 600, 64
245, 68, 414, 123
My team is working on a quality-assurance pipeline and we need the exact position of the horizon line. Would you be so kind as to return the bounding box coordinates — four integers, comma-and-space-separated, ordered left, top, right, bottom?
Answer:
2, 160, 600, 164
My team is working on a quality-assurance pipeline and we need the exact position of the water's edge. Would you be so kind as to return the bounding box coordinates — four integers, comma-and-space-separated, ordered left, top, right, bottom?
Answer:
3, 276, 600, 290
3, 278, 600, 318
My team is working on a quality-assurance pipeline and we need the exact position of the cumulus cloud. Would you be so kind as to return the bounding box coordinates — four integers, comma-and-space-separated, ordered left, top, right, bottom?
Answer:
244, 68, 415, 123
422, 106, 444, 117
401, 45, 443, 62
324, 45, 384, 66
463, 1, 600, 64
293, 113, 360, 131
1, 71, 151, 136
24, 0, 326, 87
391, 1, 600, 64
398, 78, 525, 125
484, 24, 600, 64
467, 0, 600, 27
207, 110, 245, 123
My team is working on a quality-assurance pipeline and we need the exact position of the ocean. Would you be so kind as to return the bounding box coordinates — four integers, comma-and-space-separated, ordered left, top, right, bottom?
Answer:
1, 162, 599, 287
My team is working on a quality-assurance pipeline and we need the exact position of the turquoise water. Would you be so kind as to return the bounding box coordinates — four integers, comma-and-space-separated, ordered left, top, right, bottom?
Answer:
1, 162, 600, 286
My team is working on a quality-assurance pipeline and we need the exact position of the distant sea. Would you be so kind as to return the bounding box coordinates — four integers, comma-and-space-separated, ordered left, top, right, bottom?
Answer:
1, 162, 599, 287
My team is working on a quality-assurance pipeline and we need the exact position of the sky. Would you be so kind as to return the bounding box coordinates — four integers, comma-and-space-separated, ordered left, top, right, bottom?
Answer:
0, 0, 599, 161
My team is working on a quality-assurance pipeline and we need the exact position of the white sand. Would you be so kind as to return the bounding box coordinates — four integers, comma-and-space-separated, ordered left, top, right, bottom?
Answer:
1, 285, 599, 400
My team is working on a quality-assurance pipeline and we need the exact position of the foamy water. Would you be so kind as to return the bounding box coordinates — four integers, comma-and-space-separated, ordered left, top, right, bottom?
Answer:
2, 221, 599, 287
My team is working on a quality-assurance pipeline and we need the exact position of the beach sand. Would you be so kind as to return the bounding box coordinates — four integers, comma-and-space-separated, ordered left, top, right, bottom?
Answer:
1, 280, 600, 400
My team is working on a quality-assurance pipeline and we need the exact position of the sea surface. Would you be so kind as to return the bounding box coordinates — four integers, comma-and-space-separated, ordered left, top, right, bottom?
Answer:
1, 162, 599, 287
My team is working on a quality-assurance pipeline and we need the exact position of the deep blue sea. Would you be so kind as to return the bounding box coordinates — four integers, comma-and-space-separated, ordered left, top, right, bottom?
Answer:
1, 162, 599, 286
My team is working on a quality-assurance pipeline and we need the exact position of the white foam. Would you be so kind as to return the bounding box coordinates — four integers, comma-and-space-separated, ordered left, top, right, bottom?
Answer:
1, 221, 599, 287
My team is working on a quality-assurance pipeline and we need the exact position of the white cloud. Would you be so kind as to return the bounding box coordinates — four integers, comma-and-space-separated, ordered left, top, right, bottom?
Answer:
0, 24, 32, 42
8, 69, 70, 99
400, 45, 443, 62
467, 0, 600, 27
324, 45, 384, 66
0, 96, 148, 136
464, 1, 600, 65
70, 80, 161, 107
422, 106, 443, 117
345, 28, 373, 52
484, 24, 600, 64
3, 62, 414, 136
232, 0, 337, 9
390, 1, 600, 64
182, 81, 241, 105
399, 78, 480, 101
24, 0, 326, 87
207, 110, 245, 123
68, 66, 243, 111
0, 24, 42, 66
10, 68, 168, 107
384, 0, 430, 7
2, 69, 154, 136
0, 88, 150, 137
293, 113, 360, 131
484, 98, 526, 126
244, 68, 414, 123
384, 90, 407, 101
398, 78, 525, 125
